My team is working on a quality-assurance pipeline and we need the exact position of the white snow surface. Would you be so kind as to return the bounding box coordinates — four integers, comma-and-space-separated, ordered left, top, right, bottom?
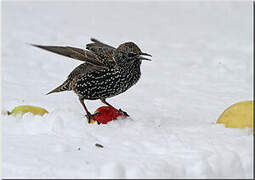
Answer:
2, 1, 253, 179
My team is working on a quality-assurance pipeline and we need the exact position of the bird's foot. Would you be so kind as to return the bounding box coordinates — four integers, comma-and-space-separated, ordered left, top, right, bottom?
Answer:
119, 109, 129, 117
86, 112, 101, 124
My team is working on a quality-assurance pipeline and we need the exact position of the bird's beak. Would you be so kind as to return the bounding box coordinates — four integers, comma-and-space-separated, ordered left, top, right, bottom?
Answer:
140, 52, 152, 57
139, 52, 152, 61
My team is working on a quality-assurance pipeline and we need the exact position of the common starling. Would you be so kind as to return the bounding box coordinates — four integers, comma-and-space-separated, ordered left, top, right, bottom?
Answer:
31, 38, 151, 123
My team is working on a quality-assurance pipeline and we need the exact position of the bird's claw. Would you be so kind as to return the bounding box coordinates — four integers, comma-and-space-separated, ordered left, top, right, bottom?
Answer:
86, 112, 101, 124
119, 109, 129, 116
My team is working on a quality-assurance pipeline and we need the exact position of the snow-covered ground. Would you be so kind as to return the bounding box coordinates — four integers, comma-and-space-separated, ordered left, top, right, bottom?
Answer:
2, 1, 253, 178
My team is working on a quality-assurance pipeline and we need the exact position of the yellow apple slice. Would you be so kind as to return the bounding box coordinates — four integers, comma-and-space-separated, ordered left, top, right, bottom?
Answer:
8, 105, 48, 116
217, 100, 253, 129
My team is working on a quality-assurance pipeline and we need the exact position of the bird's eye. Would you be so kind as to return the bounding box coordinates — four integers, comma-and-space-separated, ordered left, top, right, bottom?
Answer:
127, 52, 136, 57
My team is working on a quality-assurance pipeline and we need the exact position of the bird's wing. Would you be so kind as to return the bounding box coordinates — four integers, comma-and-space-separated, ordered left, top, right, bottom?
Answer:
88, 38, 116, 49
85, 38, 117, 68
67, 62, 101, 80
31, 44, 108, 68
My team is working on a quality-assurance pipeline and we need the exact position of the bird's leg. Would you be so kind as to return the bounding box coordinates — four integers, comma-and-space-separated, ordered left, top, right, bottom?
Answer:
79, 98, 98, 123
100, 99, 129, 116
100, 98, 114, 107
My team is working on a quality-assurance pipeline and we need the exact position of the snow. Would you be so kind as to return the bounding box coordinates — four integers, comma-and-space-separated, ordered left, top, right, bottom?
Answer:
2, 1, 253, 179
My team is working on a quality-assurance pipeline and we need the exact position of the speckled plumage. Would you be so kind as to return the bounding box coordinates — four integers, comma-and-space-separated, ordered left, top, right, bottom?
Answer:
32, 38, 151, 122
72, 60, 141, 100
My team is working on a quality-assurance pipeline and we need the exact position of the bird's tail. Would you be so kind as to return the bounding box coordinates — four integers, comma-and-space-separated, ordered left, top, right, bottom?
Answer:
46, 80, 71, 95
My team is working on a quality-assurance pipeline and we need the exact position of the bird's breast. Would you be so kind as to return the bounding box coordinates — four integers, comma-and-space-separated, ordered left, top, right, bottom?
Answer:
73, 63, 141, 99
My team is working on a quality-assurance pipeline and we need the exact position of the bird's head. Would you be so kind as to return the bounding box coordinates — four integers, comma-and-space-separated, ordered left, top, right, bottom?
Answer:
114, 42, 152, 66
